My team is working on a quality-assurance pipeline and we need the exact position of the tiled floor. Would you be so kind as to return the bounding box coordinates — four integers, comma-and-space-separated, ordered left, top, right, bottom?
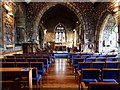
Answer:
42, 58, 78, 89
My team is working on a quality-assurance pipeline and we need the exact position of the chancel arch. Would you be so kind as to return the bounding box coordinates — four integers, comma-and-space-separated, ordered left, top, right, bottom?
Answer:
31, 3, 86, 50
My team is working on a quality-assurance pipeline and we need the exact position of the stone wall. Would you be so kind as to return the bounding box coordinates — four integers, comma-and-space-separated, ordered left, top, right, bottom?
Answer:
0, 2, 2, 49
1, 2, 120, 52
2, 2, 16, 51
1, 2, 26, 52
26, 2, 95, 50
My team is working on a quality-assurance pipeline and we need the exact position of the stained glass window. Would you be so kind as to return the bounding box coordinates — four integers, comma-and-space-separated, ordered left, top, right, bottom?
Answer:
55, 23, 65, 43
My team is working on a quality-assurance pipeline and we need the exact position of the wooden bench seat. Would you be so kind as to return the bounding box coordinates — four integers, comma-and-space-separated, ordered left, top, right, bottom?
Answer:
0, 68, 33, 89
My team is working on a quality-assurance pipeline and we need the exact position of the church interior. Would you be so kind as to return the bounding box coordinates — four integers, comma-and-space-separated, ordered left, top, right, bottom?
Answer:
0, 0, 120, 90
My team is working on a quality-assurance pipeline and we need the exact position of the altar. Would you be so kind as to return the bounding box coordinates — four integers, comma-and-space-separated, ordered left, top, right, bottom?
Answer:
55, 45, 66, 51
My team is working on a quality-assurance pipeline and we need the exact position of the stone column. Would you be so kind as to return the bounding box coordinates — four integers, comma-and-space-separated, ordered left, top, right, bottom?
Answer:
118, 23, 120, 54
116, 0, 120, 65
117, 21, 120, 64
0, 3, 2, 49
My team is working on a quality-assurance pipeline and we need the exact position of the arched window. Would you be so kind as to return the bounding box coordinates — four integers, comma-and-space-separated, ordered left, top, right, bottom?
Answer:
54, 23, 66, 43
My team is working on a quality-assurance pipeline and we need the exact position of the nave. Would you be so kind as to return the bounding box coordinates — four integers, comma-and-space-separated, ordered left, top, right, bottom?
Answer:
1, 1, 120, 90
42, 58, 78, 89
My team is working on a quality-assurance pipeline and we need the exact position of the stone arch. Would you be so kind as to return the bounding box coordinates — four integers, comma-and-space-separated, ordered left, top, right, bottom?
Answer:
95, 10, 111, 51
33, 2, 85, 44
95, 10, 118, 52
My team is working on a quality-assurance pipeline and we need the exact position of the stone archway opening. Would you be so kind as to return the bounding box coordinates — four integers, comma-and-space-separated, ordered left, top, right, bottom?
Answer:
99, 14, 118, 53
38, 4, 81, 50
27, 2, 86, 51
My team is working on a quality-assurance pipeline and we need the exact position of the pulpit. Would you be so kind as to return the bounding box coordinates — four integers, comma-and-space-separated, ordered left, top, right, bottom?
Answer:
22, 42, 38, 53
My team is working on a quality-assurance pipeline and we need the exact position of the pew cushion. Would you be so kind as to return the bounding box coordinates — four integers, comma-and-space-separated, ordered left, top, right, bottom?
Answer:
83, 79, 98, 82
37, 70, 43, 75
32, 74, 41, 81
102, 79, 117, 82
73, 64, 78, 68
44, 65, 47, 68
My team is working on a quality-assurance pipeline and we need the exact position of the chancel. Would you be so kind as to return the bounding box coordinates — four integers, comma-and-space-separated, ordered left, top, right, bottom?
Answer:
0, 0, 120, 90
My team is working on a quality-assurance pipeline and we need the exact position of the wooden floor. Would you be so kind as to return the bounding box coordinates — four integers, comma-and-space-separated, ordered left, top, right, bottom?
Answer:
42, 58, 78, 89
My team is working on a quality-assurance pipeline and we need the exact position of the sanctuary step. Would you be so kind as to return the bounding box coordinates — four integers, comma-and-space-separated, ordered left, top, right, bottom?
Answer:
53, 51, 68, 58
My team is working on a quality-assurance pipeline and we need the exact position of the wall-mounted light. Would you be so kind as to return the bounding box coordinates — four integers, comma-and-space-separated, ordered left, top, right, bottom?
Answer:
73, 29, 76, 32
45, 29, 47, 31
41, 21, 44, 24
44, 29, 47, 35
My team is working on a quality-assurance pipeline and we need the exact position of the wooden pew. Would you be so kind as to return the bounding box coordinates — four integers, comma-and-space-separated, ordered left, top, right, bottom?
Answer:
89, 82, 119, 90
0, 68, 33, 89
36, 58, 48, 72
2, 62, 15, 67
4, 58, 16, 62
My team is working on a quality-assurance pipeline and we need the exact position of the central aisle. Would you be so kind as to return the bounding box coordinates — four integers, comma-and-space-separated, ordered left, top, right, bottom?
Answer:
42, 58, 78, 89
